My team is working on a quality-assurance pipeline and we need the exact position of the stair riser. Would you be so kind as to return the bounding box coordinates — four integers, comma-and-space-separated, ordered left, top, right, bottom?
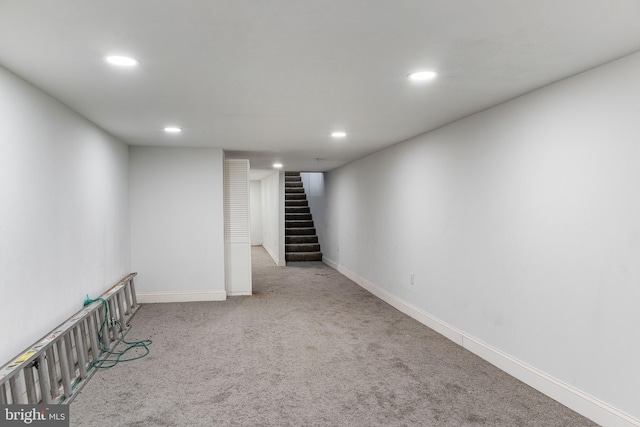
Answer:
285, 187, 305, 193
285, 206, 310, 213
285, 177, 302, 182
285, 200, 308, 206
285, 235, 318, 244
286, 252, 323, 262
285, 228, 316, 235
285, 172, 301, 176
285, 194, 306, 200
286, 214, 312, 221
285, 182, 304, 188
285, 252, 322, 262
286, 244, 321, 252
286, 220, 314, 228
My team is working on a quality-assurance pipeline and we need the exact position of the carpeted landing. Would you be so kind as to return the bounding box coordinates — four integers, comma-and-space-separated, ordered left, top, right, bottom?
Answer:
71, 247, 598, 426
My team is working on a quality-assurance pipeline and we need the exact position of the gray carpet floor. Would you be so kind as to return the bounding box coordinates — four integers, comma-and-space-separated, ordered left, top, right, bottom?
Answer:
71, 247, 598, 426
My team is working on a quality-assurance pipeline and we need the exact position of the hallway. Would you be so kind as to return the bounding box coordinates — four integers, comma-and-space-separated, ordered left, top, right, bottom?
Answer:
71, 247, 595, 426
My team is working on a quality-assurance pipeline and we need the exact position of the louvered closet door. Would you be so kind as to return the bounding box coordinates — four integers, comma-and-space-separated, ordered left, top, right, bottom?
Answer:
224, 159, 252, 295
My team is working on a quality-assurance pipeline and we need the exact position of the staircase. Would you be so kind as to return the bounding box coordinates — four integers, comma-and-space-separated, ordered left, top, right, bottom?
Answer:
285, 172, 322, 262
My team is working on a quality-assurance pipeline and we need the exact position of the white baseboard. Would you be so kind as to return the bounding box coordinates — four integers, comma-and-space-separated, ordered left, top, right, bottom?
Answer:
227, 292, 252, 297
263, 244, 286, 266
322, 256, 639, 427
137, 290, 227, 304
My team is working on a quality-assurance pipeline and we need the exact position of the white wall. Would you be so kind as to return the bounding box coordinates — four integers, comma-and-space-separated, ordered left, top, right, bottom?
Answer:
317, 52, 640, 426
250, 180, 263, 245
301, 172, 328, 255
130, 147, 226, 302
260, 171, 285, 266
0, 66, 130, 363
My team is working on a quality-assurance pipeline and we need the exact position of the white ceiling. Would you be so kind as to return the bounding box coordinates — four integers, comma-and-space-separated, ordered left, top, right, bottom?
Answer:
1, 1, 640, 173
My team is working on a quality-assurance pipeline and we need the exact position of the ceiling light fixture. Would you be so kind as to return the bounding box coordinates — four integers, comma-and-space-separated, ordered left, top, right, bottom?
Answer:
331, 131, 347, 138
273, 163, 283, 169
105, 55, 139, 66
408, 71, 438, 81
163, 126, 182, 133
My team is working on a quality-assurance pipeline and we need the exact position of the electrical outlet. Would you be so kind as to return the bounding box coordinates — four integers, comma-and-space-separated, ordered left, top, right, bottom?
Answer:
410, 273, 415, 285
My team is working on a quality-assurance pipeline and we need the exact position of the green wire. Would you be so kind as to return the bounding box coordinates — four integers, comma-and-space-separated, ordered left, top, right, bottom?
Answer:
83, 296, 152, 370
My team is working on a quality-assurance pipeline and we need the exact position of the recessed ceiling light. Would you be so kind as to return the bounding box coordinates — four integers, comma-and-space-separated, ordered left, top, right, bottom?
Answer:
163, 126, 182, 133
273, 163, 283, 169
408, 71, 438, 81
105, 55, 139, 67
331, 131, 347, 138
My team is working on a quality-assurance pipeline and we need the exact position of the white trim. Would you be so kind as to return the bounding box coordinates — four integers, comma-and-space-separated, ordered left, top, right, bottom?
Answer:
138, 290, 227, 304
322, 256, 640, 427
227, 291, 252, 297
264, 244, 286, 266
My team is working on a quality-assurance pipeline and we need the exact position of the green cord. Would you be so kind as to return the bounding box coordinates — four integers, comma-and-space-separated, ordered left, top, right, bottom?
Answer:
83, 295, 152, 369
